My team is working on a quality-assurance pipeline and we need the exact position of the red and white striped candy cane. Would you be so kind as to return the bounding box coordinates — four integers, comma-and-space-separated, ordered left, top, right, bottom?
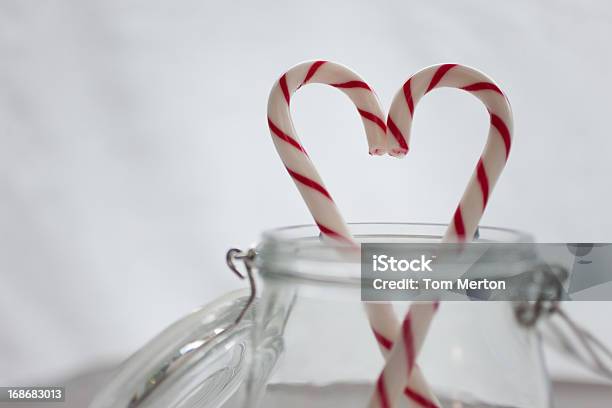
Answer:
267, 61, 396, 325
267, 60, 387, 242
267, 61, 438, 406
371, 64, 514, 407
386, 64, 513, 243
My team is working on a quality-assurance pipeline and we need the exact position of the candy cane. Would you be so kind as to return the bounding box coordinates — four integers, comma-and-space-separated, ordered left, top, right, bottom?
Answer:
267, 61, 438, 406
386, 64, 513, 243
267, 60, 387, 242
370, 64, 514, 407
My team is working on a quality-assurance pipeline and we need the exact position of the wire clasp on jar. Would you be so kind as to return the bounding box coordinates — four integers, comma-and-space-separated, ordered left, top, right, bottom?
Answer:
226, 248, 257, 325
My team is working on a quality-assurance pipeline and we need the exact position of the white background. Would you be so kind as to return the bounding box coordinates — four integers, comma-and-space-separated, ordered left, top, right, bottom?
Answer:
1, 0, 611, 386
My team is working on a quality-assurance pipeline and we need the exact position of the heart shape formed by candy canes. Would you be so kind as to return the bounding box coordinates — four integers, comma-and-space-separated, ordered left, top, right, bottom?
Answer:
268, 61, 512, 244
267, 61, 513, 407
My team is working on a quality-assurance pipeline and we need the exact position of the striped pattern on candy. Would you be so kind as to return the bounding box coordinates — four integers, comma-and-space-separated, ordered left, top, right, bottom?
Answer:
369, 302, 440, 408
367, 304, 441, 408
267, 60, 387, 242
386, 64, 513, 243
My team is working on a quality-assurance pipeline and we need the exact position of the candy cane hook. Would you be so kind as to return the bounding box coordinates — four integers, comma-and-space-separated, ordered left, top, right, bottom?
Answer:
267, 60, 387, 242
386, 64, 513, 242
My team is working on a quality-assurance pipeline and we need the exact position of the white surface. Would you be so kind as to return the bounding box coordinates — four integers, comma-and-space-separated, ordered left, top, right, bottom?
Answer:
2, 371, 610, 408
1, 0, 612, 385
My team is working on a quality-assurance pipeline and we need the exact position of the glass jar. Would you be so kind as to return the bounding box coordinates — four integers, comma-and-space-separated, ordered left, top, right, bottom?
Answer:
90, 223, 551, 408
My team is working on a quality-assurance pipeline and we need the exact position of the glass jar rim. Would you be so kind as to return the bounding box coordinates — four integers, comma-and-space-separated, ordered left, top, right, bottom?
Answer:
261, 222, 532, 244
256, 222, 535, 286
